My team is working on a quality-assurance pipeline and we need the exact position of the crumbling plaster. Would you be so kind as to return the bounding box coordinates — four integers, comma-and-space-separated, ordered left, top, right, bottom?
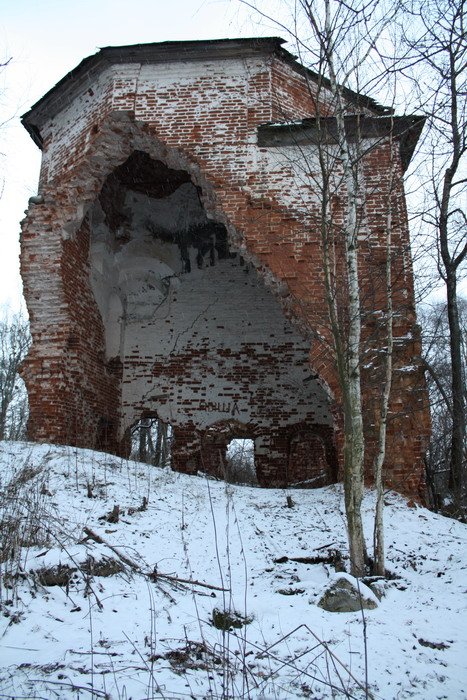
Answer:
20, 39, 430, 496
92, 200, 333, 433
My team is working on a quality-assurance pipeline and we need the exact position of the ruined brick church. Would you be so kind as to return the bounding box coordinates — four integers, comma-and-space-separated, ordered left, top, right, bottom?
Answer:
20, 38, 430, 497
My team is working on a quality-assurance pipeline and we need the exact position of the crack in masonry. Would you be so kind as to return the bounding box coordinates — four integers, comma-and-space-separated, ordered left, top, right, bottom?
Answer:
169, 299, 218, 356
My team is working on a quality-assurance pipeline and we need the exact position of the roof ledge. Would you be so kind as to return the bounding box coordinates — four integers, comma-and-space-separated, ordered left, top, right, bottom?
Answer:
257, 114, 425, 170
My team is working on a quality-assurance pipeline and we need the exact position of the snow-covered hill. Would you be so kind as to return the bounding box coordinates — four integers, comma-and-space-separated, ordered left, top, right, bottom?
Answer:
0, 441, 466, 699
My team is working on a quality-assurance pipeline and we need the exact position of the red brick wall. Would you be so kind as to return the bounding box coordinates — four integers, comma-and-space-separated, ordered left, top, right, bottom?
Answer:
20, 50, 430, 498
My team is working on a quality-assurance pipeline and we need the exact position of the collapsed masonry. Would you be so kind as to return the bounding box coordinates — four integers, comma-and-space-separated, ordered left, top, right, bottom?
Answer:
20, 38, 430, 496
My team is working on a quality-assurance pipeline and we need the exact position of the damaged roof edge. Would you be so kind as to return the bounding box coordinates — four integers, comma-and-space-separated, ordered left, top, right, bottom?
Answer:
21, 36, 390, 148
21, 37, 285, 147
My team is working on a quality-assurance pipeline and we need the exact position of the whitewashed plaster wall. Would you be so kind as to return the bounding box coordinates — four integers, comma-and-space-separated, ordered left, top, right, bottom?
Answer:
89, 181, 332, 439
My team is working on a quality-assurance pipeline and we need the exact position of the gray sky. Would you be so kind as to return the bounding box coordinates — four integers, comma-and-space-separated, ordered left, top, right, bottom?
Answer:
0, 0, 278, 311
0, 0, 458, 312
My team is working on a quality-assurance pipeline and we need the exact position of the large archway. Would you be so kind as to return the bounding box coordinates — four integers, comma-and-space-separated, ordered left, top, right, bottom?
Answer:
86, 149, 337, 485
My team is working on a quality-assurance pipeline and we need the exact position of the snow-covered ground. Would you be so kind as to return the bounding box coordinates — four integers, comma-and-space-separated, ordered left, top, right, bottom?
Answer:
0, 441, 466, 699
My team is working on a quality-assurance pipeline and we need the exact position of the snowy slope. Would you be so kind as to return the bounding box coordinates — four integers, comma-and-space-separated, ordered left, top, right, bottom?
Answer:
0, 441, 466, 699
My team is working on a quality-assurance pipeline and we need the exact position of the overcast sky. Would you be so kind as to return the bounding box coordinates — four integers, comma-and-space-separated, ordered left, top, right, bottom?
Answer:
0, 1, 458, 314
0, 0, 284, 311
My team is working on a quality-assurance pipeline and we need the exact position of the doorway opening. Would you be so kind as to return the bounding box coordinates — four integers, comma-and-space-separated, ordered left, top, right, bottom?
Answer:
130, 417, 173, 467
225, 437, 257, 485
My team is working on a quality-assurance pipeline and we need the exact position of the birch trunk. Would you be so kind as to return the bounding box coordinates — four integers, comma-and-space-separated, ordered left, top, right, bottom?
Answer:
160, 421, 169, 468
323, 0, 367, 577
372, 147, 395, 576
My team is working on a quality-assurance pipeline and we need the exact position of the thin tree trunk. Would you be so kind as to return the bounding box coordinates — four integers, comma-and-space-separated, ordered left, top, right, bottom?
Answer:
160, 421, 169, 467
373, 146, 395, 576
139, 422, 149, 463
446, 270, 466, 508
154, 418, 163, 466
323, 0, 367, 577
438, 36, 467, 512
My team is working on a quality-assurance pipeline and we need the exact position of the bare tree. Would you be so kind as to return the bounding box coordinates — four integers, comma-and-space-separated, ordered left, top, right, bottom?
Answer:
130, 417, 172, 467
0, 311, 30, 441
399, 0, 467, 512
306, 0, 404, 577
309, 0, 369, 577
420, 299, 467, 512
225, 438, 257, 484
371, 132, 396, 576
240, 0, 405, 576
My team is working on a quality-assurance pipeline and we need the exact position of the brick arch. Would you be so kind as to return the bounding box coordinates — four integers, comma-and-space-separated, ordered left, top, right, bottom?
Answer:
21, 111, 341, 475
26, 111, 226, 240
286, 425, 338, 487
33, 109, 342, 339
28, 109, 342, 369
197, 419, 258, 480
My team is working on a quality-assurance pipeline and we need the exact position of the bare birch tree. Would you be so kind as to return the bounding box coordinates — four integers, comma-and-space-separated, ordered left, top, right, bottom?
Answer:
240, 0, 405, 576
309, 0, 368, 577
305, 0, 403, 577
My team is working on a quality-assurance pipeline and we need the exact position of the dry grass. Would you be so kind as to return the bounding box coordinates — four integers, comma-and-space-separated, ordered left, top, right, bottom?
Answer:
0, 454, 52, 601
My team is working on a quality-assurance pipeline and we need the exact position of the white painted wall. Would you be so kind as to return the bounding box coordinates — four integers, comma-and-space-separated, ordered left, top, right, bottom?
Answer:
89, 181, 332, 438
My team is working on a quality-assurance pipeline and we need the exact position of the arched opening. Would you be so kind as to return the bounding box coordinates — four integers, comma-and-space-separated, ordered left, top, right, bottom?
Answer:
201, 420, 258, 484
85, 148, 337, 486
129, 416, 173, 467
226, 438, 256, 485
286, 428, 336, 488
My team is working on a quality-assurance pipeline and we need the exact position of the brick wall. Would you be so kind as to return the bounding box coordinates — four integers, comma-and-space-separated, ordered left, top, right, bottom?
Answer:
20, 43, 430, 497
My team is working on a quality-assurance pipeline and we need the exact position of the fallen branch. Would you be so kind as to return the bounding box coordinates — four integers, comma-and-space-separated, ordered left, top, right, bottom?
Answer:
149, 570, 228, 592
274, 550, 344, 568
83, 527, 229, 592
83, 527, 141, 571
30, 679, 108, 697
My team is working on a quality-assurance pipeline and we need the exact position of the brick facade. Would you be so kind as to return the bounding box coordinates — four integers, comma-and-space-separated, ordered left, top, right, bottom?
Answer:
20, 38, 430, 496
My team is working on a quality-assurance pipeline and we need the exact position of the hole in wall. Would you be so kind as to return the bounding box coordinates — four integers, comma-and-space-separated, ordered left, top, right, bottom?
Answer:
88, 150, 336, 487
225, 437, 257, 485
94, 149, 232, 279
130, 416, 173, 467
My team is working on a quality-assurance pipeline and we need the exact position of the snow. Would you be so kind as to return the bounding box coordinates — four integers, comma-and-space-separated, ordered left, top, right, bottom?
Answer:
1, 441, 466, 699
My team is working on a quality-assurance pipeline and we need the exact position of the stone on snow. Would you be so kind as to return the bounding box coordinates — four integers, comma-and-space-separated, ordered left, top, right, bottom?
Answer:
317, 573, 379, 613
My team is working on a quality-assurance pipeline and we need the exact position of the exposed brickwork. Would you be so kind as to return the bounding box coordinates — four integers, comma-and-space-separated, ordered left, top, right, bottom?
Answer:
20, 39, 430, 497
